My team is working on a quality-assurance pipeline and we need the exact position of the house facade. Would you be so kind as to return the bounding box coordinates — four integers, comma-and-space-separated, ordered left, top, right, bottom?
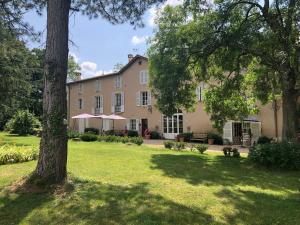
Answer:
67, 55, 283, 144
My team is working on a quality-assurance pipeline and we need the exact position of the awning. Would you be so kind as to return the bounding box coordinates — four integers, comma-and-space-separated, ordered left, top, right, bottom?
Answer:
106, 114, 126, 120
72, 113, 95, 119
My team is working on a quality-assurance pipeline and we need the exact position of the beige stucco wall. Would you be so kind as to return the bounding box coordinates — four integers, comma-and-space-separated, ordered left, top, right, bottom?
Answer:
67, 56, 282, 140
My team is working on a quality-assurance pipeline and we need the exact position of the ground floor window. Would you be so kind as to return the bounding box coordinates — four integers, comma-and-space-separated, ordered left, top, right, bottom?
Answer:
129, 119, 138, 131
163, 113, 183, 134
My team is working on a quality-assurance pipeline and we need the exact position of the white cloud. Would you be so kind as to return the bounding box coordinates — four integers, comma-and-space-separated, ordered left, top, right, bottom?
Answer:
148, 0, 183, 27
80, 61, 97, 72
131, 35, 149, 45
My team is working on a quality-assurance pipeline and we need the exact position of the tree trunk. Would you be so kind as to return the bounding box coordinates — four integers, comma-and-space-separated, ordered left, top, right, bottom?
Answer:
35, 0, 70, 184
282, 72, 298, 141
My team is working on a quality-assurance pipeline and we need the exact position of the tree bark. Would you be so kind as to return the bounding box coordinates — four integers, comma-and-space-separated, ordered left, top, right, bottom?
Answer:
35, 0, 70, 184
282, 72, 298, 141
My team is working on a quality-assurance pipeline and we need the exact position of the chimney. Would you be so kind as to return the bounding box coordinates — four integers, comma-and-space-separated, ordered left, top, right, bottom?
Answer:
128, 54, 133, 62
74, 71, 81, 81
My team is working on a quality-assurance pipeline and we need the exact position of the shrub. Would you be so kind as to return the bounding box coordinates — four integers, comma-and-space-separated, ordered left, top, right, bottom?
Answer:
207, 132, 223, 145
5, 110, 41, 136
80, 133, 98, 142
257, 136, 273, 145
196, 144, 208, 154
248, 142, 300, 170
84, 128, 99, 135
150, 131, 161, 139
232, 148, 240, 158
128, 130, 139, 137
181, 132, 193, 142
174, 142, 186, 150
0, 144, 38, 165
131, 137, 143, 145
68, 130, 80, 139
164, 141, 175, 149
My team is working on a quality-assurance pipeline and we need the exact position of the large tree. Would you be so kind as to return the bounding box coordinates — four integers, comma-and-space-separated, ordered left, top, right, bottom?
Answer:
2, 0, 167, 184
149, 1, 300, 141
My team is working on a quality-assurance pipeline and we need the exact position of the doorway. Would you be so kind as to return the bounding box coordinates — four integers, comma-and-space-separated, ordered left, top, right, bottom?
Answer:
232, 122, 242, 145
141, 119, 148, 136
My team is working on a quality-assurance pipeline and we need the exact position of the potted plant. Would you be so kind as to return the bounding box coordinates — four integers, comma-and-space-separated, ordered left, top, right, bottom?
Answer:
144, 128, 151, 139
207, 132, 215, 145
176, 134, 184, 142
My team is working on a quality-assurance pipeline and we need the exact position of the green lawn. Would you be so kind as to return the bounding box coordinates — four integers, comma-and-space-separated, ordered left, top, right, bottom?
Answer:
0, 133, 299, 225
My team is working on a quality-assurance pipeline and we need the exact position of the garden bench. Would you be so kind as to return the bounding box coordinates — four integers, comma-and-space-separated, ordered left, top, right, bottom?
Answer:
190, 133, 207, 143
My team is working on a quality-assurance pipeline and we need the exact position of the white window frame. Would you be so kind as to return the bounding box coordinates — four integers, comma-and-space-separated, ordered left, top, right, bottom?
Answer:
115, 75, 122, 88
111, 92, 124, 113
196, 82, 205, 101
94, 95, 103, 115
163, 113, 183, 135
139, 70, 148, 85
137, 91, 151, 106
129, 119, 137, 131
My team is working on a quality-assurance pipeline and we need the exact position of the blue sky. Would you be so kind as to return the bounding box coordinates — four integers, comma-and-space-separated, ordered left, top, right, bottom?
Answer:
23, 0, 182, 78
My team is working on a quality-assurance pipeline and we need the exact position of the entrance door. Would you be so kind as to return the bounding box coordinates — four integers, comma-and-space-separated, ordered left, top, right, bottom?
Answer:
141, 119, 148, 136
232, 122, 242, 145
163, 113, 183, 139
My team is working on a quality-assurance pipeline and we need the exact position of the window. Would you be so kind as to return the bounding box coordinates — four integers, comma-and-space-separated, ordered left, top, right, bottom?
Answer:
94, 96, 103, 115
78, 98, 83, 109
141, 91, 148, 106
113, 93, 123, 113
115, 75, 122, 88
78, 83, 83, 94
139, 70, 148, 85
163, 113, 183, 134
96, 79, 101, 92
129, 119, 137, 130
137, 91, 151, 106
196, 82, 205, 101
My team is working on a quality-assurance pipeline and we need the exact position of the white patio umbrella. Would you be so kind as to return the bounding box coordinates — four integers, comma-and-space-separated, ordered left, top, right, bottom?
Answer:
71, 113, 95, 133
106, 114, 126, 131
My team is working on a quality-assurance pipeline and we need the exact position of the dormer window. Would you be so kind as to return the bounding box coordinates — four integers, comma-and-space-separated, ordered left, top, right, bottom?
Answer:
139, 70, 148, 85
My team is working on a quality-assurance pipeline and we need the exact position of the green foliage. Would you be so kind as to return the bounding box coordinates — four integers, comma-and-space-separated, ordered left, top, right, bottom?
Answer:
67, 130, 80, 139
68, 55, 81, 81
207, 132, 223, 145
174, 142, 186, 150
5, 110, 41, 136
97, 135, 143, 145
195, 144, 208, 154
223, 147, 240, 158
128, 130, 139, 137
249, 142, 300, 170
80, 133, 98, 142
164, 141, 175, 149
150, 131, 161, 139
257, 136, 273, 145
84, 128, 99, 135
0, 144, 38, 165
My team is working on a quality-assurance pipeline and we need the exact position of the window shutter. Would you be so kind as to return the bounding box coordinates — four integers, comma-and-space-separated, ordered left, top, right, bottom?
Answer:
121, 92, 125, 112
201, 82, 205, 101
82, 99, 84, 109
196, 85, 200, 101
136, 91, 140, 106
145, 71, 148, 84
139, 71, 143, 84
250, 122, 261, 144
136, 119, 139, 131
111, 93, 115, 113
100, 95, 104, 114
148, 91, 151, 105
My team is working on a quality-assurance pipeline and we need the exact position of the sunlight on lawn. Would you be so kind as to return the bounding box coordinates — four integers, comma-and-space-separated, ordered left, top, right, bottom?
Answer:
0, 133, 299, 225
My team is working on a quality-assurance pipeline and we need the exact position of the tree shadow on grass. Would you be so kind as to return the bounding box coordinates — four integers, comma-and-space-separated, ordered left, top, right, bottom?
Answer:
214, 188, 300, 225
150, 153, 299, 191
0, 179, 218, 225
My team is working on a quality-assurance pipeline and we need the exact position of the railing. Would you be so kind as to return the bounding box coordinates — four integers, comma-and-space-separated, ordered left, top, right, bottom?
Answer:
115, 105, 121, 113
95, 108, 101, 115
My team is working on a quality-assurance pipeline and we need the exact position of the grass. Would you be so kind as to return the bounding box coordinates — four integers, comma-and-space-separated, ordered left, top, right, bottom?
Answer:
0, 132, 299, 225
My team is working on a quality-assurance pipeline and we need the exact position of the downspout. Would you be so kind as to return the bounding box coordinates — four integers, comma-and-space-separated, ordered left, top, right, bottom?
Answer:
272, 94, 279, 140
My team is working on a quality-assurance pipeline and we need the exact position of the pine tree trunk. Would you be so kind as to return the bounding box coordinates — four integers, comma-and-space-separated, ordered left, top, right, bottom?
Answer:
282, 72, 298, 141
35, 0, 70, 184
